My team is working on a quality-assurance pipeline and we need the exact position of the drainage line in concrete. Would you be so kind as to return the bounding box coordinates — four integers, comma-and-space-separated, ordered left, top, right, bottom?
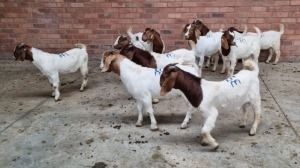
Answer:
0, 98, 49, 134
259, 75, 299, 139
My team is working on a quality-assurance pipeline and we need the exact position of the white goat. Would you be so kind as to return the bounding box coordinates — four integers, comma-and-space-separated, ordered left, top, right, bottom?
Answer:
160, 59, 262, 150
183, 22, 223, 72
101, 51, 199, 130
127, 27, 153, 52
245, 24, 284, 64
13, 43, 88, 101
220, 27, 261, 76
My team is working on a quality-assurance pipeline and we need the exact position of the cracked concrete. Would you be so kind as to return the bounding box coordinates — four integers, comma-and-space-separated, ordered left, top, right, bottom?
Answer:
0, 58, 299, 168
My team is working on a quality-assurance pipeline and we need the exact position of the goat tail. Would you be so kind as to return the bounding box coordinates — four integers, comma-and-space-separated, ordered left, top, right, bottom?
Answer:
74, 43, 86, 49
279, 23, 284, 35
242, 24, 248, 36
243, 59, 259, 75
188, 40, 196, 54
127, 27, 134, 37
253, 26, 262, 37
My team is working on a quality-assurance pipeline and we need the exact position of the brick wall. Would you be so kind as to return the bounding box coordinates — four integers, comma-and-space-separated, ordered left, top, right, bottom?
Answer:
1, 0, 300, 61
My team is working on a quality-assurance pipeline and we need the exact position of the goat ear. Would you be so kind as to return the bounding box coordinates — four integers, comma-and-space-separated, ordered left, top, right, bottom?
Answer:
221, 35, 229, 49
160, 71, 178, 96
101, 54, 116, 72
195, 29, 201, 39
18, 43, 25, 47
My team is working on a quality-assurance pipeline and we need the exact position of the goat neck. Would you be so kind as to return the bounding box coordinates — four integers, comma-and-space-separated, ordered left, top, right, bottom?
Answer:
151, 30, 164, 53
161, 66, 203, 107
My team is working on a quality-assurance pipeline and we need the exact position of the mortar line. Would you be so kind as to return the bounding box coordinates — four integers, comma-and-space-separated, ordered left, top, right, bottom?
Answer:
0, 63, 101, 134
259, 74, 299, 139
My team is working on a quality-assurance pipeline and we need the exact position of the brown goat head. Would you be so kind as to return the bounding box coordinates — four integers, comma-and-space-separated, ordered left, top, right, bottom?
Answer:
114, 35, 131, 50
221, 30, 236, 56
182, 23, 202, 44
13, 43, 33, 62
101, 50, 122, 74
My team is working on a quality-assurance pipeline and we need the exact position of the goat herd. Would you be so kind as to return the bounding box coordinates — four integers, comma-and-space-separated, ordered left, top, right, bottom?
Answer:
13, 20, 285, 150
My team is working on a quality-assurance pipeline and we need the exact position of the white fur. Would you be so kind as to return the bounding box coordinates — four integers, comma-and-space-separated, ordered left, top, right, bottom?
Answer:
127, 27, 153, 52
30, 44, 88, 101
246, 24, 284, 64
221, 27, 261, 76
150, 44, 200, 76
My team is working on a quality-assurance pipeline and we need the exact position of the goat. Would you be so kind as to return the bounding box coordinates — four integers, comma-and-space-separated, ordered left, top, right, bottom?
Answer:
101, 51, 199, 130
182, 21, 223, 72
13, 43, 88, 101
160, 59, 262, 150
220, 27, 261, 76
113, 35, 145, 50
142, 28, 165, 54
127, 27, 152, 52
245, 24, 284, 64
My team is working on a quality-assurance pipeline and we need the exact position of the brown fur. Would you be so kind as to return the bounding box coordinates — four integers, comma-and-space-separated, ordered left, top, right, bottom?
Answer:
101, 51, 124, 75
120, 44, 157, 68
160, 64, 203, 108
192, 20, 211, 36
114, 35, 131, 50
13, 43, 33, 61
142, 28, 164, 54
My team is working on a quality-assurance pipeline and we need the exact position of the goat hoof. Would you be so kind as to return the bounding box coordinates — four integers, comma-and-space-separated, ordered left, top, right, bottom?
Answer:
150, 126, 159, 131
249, 129, 256, 136
212, 145, 219, 151
201, 142, 209, 146
55, 98, 61, 101
211, 70, 215, 72
272, 63, 277, 65
152, 99, 159, 104
180, 124, 187, 129
239, 125, 246, 128
265, 61, 270, 64
220, 72, 225, 74
135, 123, 142, 127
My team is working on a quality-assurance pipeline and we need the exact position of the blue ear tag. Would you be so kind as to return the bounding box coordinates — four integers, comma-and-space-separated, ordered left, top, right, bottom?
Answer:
154, 68, 163, 76
226, 75, 241, 87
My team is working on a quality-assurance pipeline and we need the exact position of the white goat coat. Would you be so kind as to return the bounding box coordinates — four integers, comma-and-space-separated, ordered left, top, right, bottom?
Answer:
31, 48, 88, 76
221, 34, 261, 76
195, 32, 223, 67
150, 49, 197, 69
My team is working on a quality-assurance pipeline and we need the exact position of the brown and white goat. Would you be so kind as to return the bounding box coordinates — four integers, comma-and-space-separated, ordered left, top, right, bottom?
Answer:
142, 28, 165, 54
160, 59, 262, 150
101, 51, 198, 130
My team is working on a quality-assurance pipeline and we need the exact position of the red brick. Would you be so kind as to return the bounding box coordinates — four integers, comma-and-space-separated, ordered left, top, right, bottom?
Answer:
291, 0, 300, 5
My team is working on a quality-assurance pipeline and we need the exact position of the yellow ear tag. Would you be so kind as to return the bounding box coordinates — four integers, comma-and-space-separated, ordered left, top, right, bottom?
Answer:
221, 39, 224, 42
150, 34, 154, 39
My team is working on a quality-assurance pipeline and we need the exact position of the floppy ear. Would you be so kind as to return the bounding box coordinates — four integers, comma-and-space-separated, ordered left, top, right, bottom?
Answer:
194, 24, 202, 39
160, 70, 178, 96
101, 54, 116, 72
221, 35, 229, 49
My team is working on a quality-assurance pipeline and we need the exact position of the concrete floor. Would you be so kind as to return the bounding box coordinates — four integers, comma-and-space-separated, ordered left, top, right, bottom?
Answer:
0, 58, 299, 168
